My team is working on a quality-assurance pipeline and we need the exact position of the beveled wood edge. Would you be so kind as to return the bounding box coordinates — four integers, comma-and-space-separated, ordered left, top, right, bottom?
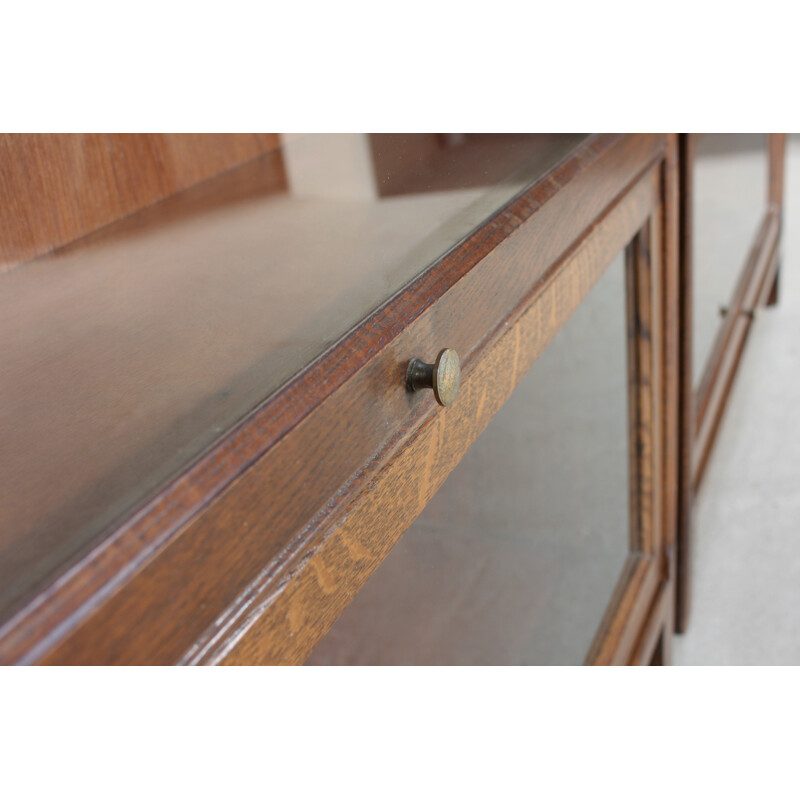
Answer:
0, 135, 670, 665
212, 167, 663, 666
691, 210, 780, 490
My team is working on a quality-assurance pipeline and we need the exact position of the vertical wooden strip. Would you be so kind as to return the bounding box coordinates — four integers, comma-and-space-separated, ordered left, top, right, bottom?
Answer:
766, 133, 786, 306
625, 223, 655, 556
650, 200, 665, 571
661, 135, 681, 647
624, 239, 642, 546
675, 134, 695, 632
768, 133, 786, 209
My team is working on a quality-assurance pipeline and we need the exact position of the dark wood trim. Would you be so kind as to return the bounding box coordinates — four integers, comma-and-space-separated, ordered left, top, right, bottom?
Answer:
757, 244, 781, 308
692, 210, 780, 489
766, 133, 786, 306
675, 134, 694, 634
0, 135, 668, 664
660, 134, 681, 646
626, 219, 657, 558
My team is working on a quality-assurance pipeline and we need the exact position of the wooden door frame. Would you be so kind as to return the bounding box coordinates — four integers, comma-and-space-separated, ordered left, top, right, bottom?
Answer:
588, 137, 679, 664
675, 133, 786, 633
225, 140, 680, 667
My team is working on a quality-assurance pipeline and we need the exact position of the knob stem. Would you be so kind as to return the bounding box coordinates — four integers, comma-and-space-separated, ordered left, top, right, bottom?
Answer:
406, 358, 436, 393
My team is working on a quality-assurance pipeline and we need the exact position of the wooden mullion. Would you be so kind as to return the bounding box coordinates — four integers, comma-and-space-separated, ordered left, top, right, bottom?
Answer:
675, 133, 695, 633
766, 133, 786, 306
625, 222, 656, 557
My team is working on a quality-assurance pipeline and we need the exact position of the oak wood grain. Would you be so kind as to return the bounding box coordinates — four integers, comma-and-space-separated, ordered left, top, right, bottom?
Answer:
586, 202, 668, 665
0, 134, 671, 665
0, 134, 284, 272
0, 154, 491, 622
307, 253, 632, 666
216, 169, 662, 666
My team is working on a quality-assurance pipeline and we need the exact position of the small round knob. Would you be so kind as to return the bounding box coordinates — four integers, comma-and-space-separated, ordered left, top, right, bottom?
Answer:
406, 348, 461, 407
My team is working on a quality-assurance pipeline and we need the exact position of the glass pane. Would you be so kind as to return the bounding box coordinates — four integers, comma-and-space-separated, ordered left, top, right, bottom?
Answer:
308, 253, 631, 665
0, 134, 588, 627
692, 133, 769, 386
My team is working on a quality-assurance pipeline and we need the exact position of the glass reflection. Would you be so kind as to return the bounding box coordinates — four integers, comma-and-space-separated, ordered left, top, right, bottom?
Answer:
308, 253, 630, 665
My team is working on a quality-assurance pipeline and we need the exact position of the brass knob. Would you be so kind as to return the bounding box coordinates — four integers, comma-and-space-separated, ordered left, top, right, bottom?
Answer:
406, 348, 461, 407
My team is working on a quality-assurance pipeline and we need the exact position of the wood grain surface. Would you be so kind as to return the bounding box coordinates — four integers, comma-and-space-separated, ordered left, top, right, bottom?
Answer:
0, 134, 671, 665
657, 134, 680, 653
0, 154, 489, 622
587, 205, 665, 665
220, 169, 662, 666
307, 252, 631, 666
0, 134, 284, 272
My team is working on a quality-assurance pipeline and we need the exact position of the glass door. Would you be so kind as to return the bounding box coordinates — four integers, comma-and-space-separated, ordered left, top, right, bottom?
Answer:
308, 208, 670, 665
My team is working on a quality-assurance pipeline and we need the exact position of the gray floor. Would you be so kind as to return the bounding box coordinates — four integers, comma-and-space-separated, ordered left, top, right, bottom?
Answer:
673, 137, 800, 665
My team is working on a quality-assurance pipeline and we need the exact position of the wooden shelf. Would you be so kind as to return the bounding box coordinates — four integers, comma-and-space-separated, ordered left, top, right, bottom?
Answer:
0, 134, 586, 629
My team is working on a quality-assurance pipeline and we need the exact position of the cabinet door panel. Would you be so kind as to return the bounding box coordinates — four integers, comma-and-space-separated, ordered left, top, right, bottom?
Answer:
307, 246, 645, 665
